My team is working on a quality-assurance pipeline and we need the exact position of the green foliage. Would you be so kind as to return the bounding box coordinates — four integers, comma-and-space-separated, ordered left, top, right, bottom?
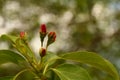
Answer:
51, 64, 92, 80
1, 35, 19, 44
0, 50, 27, 67
0, 33, 119, 80
13, 69, 36, 80
0, 76, 13, 80
0, 0, 120, 80
60, 51, 119, 80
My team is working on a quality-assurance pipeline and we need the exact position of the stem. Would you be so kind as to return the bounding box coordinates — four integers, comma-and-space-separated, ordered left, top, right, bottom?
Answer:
27, 43, 38, 63
28, 59, 39, 73
41, 42, 43, 47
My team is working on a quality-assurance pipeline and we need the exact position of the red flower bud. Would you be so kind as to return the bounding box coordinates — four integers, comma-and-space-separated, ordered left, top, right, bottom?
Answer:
48, 32, 56, 41
39, 48, 46, 57
40, 24, 47, 34
40, 24, 47, 47
20, 32, 25, 38
47, 32, 56, 46
19, 32, 28, 43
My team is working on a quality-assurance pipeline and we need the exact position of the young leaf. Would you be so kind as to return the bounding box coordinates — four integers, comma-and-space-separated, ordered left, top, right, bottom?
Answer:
0, 34, 19, 43
60, 51, 119, 80
51, 64, 92, 80
0, 50, 27, 67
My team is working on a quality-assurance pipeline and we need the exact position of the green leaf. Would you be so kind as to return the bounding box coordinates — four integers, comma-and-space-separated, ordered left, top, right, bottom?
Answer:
13, 69, 28, 80
42, 52, 60, 66
60, 51, 119, 80
0, 76, 13, 80
13, 69, 36, 80
0, 34, 19, 43
0, 50, 27, 66
1, 35, 37, 67
41, 52, 60, 75
51, 64, 92, 80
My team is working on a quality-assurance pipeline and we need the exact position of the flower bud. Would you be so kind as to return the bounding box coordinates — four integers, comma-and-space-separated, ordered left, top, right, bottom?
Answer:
40, 24, 47, 34
39, 48, 46, 57
40, 24, 47, 47
20, 32, 27, 40
20, 32, 25, 38
47, 32, 56, 46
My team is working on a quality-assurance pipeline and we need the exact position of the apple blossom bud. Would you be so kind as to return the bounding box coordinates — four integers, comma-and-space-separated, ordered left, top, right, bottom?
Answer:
20, 32, 25, 38
40, 24, 47, 34
47, 32, 56, 46
20, 31, 28, 40
40, 24, 47, 47
39, 48, 46, 57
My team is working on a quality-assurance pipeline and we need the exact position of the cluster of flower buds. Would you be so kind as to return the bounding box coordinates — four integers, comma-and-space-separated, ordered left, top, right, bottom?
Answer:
19, 24, 56, 58
39, 24, 56, 57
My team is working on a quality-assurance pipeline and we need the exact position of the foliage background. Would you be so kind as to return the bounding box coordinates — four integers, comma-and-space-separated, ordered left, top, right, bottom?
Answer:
0, 0, 120, 80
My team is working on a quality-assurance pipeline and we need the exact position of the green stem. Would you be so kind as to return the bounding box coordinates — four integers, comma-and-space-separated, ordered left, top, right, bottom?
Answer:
41, 42, 43, 47
27, 43, 38, 63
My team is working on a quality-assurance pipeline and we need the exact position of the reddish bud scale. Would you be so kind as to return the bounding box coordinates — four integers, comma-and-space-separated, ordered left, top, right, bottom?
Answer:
39, 48, 46, 57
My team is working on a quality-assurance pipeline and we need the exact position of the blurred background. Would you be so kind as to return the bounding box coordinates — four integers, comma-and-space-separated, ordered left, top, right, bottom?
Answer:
0, 0, 120, 80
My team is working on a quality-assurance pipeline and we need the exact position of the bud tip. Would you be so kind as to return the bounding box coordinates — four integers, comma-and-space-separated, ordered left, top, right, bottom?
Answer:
40, 24, 47, 34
